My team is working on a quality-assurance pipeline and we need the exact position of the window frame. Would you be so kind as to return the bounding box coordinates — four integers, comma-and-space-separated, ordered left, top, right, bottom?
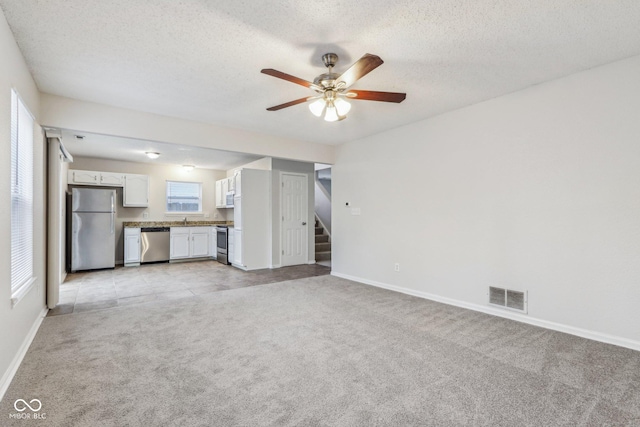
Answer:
165, 180, 203, 214
10, 88, 36, 307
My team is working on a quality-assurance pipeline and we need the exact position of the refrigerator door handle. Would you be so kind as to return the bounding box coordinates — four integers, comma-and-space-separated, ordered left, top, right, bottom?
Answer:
110, 213, 115, 234
111, 192, 115, 212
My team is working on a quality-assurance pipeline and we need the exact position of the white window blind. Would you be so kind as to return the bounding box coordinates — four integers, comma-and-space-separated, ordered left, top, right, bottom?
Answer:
10, 89, 34, 295
166, 181, 202, 212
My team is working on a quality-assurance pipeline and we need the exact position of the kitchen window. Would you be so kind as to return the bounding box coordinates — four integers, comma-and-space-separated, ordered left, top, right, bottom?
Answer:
166, 181, 202, 213
10, 89, 35, 305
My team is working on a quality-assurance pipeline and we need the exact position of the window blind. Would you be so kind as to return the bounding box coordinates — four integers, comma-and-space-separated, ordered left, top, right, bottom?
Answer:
166, 181, 202, 212
10, 89, 34, 294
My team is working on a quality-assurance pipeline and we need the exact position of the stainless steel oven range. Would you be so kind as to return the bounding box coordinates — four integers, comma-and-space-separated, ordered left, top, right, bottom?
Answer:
216, 226, 230, 265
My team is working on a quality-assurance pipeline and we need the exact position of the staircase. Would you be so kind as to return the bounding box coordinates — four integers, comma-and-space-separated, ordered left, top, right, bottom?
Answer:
315, 219, 331, 263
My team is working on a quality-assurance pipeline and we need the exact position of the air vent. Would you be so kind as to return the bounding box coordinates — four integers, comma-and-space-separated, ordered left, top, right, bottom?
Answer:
489, 286, 527, 313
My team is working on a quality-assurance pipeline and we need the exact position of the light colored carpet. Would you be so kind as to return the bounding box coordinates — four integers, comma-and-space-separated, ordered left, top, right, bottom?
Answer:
1, 275, 639, 426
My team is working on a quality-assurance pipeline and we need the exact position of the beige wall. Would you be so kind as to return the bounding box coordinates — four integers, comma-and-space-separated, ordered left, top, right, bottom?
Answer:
70, 157, 228, 263
0, 8, 47, 398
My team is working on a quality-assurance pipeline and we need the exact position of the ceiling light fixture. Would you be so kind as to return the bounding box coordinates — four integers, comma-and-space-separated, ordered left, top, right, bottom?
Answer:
182, 165, 195, 172
308, 91, 351, 122
262, 52, 405, 121
145, 152, 160, 159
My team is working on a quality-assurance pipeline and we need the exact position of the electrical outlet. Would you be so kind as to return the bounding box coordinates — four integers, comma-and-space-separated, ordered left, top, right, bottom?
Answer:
204, 213, 210, 218
394, 263, 400, 272
143, 212, 149, 219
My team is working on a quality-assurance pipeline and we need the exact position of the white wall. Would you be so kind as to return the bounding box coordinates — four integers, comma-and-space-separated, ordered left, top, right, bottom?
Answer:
333, 55, 640, 348
230, 157, 316, 267
0, 8, 47, 398
70, 157, 228, 263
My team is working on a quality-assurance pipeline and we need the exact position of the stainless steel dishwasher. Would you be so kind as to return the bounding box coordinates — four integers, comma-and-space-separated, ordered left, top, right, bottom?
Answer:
140, 227, 170, 263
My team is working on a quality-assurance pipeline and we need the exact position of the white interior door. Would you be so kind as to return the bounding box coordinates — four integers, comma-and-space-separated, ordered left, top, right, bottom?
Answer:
281, 173, 308, 266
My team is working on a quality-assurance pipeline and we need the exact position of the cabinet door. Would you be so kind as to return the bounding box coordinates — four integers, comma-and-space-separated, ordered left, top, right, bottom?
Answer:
228, 174, 235, 193
170, 230, 190, 259
209, 227, 217, 259
190, 229, 210, 258
234, 229, 243, 266
124, 232, 141, 264
100, 172, 124, 187
70, 170, 99, 185
228, 228, 235, 264
222, 179, 229, 200
233, 197, 242, 230
234, 171, 242, 197
123, 174, 149, 207
215, 180, 223, 208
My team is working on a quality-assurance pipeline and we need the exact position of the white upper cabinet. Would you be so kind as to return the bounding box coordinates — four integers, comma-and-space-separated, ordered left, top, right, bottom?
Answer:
68, 170, 99, 185
123, 174, 149, 207
215, 177, 236, 208
68, 169, 148, 208
69, 169, 126, 187
234, 170, 242, 197
99, 172, 124, 186
215, 180, 225, 208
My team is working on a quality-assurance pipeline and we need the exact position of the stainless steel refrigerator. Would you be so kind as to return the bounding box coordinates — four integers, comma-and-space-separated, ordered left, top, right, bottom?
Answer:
70, 187, 116, 272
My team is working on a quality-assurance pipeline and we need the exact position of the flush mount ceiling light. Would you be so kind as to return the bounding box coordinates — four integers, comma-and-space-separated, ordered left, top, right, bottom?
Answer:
145, 152, 160, 159
261, 53, 406, 122
182, 165, 195, 172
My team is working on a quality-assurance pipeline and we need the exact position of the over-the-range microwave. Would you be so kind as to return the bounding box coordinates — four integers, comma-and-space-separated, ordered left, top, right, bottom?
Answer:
225, 192, 234, 207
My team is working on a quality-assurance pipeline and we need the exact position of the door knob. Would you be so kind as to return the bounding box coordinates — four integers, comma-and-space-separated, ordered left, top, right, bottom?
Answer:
302, 222, 307, 225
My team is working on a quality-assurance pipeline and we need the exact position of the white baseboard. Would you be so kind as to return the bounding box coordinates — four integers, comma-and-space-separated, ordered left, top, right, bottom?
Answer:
0, 307, 48, 402
331, 272, 640, 352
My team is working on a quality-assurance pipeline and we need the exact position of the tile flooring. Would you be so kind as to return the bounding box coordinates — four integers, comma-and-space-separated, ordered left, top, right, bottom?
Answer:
49, 260, 331, 316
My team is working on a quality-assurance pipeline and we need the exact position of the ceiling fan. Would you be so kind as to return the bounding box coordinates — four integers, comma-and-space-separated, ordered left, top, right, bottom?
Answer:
261, 53, 406, 122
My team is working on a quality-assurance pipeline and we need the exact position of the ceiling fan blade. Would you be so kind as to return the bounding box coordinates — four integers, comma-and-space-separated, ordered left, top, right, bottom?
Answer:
261, 69, 321, 91
336, 54, 384, 88
266, 96, 315, 111
345, 90, 406, 103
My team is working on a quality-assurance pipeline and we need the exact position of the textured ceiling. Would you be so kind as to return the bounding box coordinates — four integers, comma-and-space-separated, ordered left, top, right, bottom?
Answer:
2, 0, 640, 146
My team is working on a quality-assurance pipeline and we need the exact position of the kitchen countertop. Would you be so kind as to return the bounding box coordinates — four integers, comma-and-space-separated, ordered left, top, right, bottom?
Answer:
123, 221, 234, 228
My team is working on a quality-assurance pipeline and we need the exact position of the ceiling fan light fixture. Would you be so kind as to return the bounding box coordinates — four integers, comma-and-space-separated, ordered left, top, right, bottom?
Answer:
145, 151, 160, 159
308, 98, 325, 117
334, 97, 351, 116
324, 103, 339, 122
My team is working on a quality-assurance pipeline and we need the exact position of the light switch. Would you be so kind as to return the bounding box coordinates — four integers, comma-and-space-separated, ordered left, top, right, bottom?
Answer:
351, 207, 361, 216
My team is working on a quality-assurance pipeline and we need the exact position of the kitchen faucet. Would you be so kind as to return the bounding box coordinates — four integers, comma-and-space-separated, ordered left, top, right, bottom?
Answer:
183, 217, 187, 225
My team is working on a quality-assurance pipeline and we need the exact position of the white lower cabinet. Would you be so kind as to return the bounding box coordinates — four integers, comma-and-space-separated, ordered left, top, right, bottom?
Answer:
233, 229, 243, 267
228, 227, 235, 264
170, 228, 191, 259
210, 227, 217, 259
170, 227, 212, 260
124, 228, 141, 266
191, 228, 210, 258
